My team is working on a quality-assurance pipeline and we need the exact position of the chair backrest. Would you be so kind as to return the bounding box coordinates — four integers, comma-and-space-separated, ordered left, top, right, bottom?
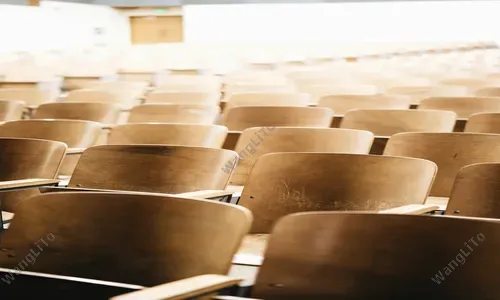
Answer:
224, 84, 295, 98
223, 92, 311, 120
419, 97, 500, 118
33, 102, 121, 124
65, 89, 121, 104
386, 85, 470, 105
384, 132, 500, 197
361, 76, 431, 92
127, 104, 219, 124
224, 106, 333, 131
476, 87, 500, 97
63, 77, 103, 91
86, 82, 149, 106
446, 163, 500, 218
155, 75, 220, 93
0, 120, 101, 147
0, 100, 24, 121
247, 62, 276, 70
0, 138, 66, 212
87, 80, 149, 92
224, 71, 288, 86
239, 153, 436, 233
253, 212, 500, 299
155, 83, 220, 93
69, 145, 237, 193
465, 112, 500, 133
230, 127, 374, 185
291, 76, 357, 89
0, 192, 252, 286
108, 123, 228, 148
440, 77, 494, 90
226, 92, 310, 108
300, 85, 379, 103
317, 94, 411, 115
145, 91, 219, 105
118, 71, 155, 84
167, 69, 203, 75
341, 109, 457, 136
0, 88, 53, 106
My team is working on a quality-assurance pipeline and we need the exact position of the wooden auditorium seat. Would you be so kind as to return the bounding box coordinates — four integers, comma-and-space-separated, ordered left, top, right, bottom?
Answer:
0, 120, 101, 149
127, 104, 219, 124
0, 192, 251, 287
317, 94, 412, 116
0, 138, 65, 214
114, 212, 500, 299
465, 112, 500, 133
384, 132, 500, 197
445, 163, 500, 218
107, 123, 228, 148
440, 77, 500, 93
0, 100, 25, 121
225, 92, 310, 109
155, 75, 220, 93
62, 76, 105, 91
385, 85, 470, 105
64, 89, 122, 105
60, 145, 238, 194
475, 86, 500, 97
32, 102, 121, 124
341, 109, 457, 154
238, 153, 436, 233
84, 81, 149, 108
0, 88, 55, 108
223, 106, 333, 131
419, 97, 500, 131
118, 70, 156, 85
419, 97, 500, 118
299, 85, 379, 104
145, 91, 220, 105
0, 120, 102, 175
341, 109, 457, 135
229, 127, 374, 186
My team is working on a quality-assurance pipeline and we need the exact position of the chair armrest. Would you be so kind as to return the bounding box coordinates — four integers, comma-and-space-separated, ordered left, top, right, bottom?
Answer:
212, 296, 261, 300
213, 297, 262, 300
2, 211, 14, 224
378, 204, 440, 215
176, 190, 233, 199
225, 185, 243, 199
101, 124, 115, 130
0, 178, 60, 192
39, 186, 106, 193
25, 105, 39, 111
67, 148, 86, 155
233, 234, 268, 266
111, 275, 242, 300
40, 186, 177, 195
425, 196, 449, 211
175, 190, 234, 202
39, 187, 232, 202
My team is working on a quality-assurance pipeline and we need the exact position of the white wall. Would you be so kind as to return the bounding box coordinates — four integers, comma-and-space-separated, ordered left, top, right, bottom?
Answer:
1, 1, 498, 54
183, 1, 500, 44
0, 1, 130, 54
0, 1, 498, 69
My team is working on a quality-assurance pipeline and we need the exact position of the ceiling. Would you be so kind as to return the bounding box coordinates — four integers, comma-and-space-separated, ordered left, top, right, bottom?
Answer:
2, 0, 471, 6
